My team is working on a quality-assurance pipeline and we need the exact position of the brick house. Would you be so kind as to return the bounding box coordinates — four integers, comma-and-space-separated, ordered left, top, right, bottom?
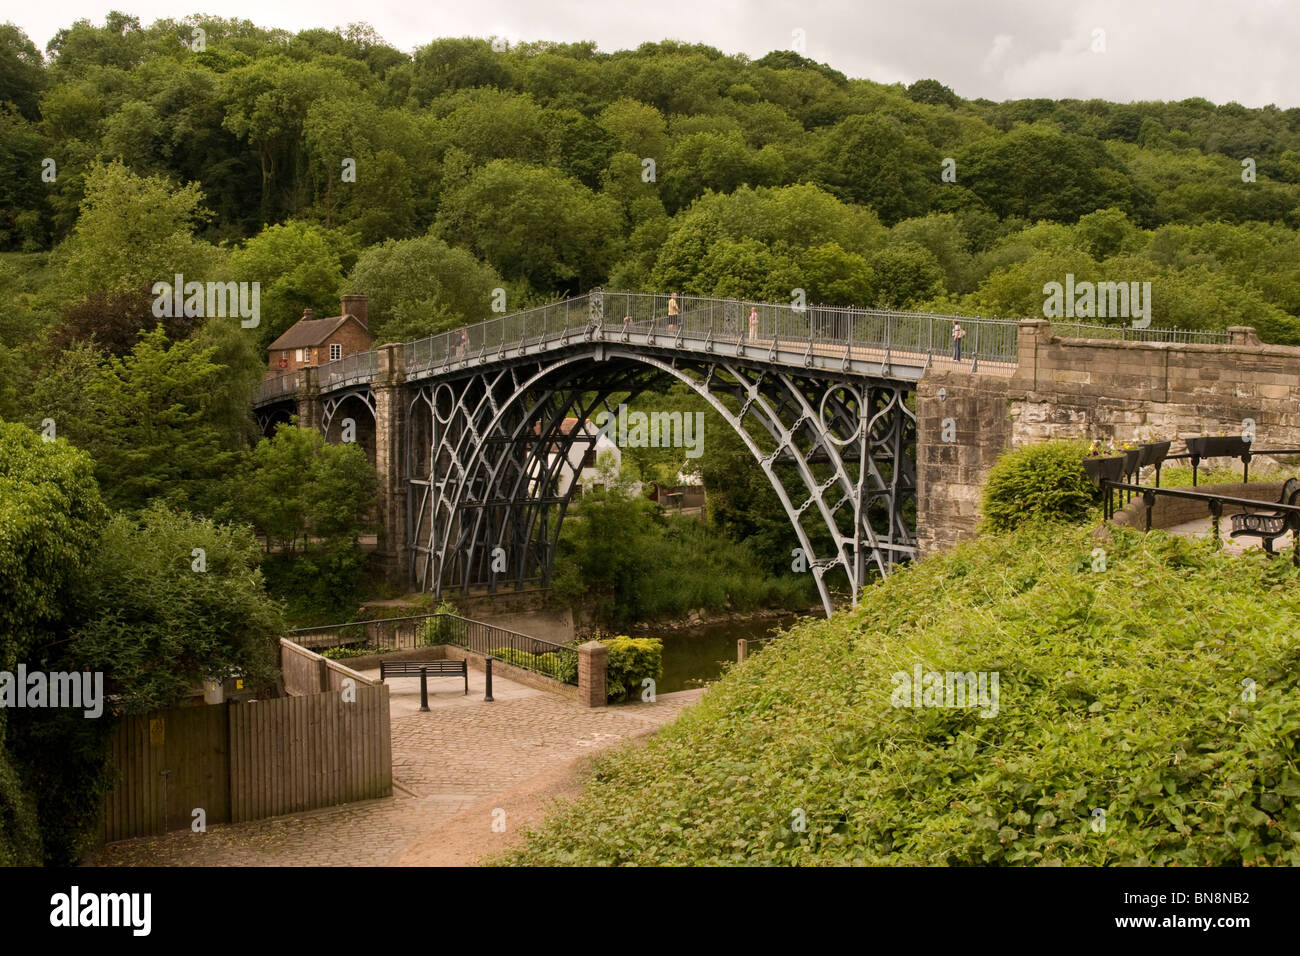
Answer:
266, 294, 374, 373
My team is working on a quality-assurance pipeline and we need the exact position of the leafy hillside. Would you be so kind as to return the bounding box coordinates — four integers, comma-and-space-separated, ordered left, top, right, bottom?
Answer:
504, 523, 1300, 865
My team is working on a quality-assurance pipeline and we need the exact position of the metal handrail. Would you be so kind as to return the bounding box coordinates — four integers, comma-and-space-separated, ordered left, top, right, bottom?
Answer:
288, 612, 578, 684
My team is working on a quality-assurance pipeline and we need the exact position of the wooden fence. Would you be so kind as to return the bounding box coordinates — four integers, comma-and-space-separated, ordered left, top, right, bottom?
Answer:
99, 682, 391, 843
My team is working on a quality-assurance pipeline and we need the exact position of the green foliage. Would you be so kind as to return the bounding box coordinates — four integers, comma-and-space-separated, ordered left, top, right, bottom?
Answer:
0, 748, 41, 866
228, 220, 356, 352
232, 424, 377, 616
71, 504, 284, 713
319, 643, 384, 660
347, 233, 503, 342
77, 326, 241, 514
488, 647, 579, 685
602, 636, 663, 702
53, 160, 223, 301
421, 602, 460, 646
503, 524, 1300, 865
0, 420, 109, 664
981, 441, 1100, 532
435, 159, 620, 293
552, 484, 817, 628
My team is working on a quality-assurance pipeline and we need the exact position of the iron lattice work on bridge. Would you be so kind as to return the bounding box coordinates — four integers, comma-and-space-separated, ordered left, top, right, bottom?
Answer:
402, 292, 929, 615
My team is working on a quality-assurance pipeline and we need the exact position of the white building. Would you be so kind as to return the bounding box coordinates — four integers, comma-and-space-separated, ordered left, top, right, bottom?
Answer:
529, 417, 627, 497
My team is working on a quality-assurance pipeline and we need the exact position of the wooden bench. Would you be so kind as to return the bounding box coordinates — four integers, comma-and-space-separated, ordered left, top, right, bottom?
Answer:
379, 659, 468, 694
1230, 477, 1300, 554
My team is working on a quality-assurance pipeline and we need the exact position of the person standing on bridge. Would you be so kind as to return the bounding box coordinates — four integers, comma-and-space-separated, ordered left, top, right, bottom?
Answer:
668, 292, 680, 332
952, 321, 966, 362
748, 306, 759, 342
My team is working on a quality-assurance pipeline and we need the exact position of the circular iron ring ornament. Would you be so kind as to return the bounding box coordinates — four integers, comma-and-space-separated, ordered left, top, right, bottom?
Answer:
818, 384, 865, 447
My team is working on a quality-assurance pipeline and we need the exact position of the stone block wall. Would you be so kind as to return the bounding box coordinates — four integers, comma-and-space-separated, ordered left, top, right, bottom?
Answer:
916, 320, 1300, 557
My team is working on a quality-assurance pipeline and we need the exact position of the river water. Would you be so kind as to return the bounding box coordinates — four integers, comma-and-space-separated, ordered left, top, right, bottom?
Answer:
648, 612, 809, 694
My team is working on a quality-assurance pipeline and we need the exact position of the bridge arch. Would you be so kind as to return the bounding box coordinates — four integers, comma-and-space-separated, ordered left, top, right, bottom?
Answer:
408, 347, 915, 616
321, 387, 377, 467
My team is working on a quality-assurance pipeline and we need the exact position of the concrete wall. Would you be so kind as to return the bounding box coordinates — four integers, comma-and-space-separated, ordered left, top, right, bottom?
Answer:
916, 321, 1300, 555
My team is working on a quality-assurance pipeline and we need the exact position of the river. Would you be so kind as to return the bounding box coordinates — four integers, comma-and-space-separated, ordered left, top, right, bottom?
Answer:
648, 612, 809, 694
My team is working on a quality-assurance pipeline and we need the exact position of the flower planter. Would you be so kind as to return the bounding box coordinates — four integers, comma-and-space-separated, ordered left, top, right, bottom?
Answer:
1184, 436, 1251, 459
1138, 441, 1171, 468
1121, 448, 1141, 477
1082, 456, 1125, 489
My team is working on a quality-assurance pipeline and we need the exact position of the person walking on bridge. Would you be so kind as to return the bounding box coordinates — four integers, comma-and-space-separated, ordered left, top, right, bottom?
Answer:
952, 321, 966, 362
668, 292, 680, 332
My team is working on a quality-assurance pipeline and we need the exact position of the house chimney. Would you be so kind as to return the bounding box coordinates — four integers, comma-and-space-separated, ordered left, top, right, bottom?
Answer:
302, 307, 314, 321
341, 294, 368, 328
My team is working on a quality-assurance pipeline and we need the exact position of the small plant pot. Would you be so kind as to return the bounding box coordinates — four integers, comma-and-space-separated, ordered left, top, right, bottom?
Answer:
1138, 441, 1171, 468
1082, 456, 1125, 489
1121, 448, 1141, 477
1185, 436, 1251, 459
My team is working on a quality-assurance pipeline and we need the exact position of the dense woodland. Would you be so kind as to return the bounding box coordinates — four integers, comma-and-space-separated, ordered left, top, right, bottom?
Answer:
3, 13, 1300, 864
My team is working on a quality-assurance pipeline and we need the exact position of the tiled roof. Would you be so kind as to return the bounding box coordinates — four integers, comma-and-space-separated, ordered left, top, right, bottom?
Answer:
268, 315, 367, 351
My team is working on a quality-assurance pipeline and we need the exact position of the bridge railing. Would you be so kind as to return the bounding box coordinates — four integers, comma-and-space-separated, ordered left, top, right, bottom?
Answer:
403, 291, 1023, 376
319, 350, 379, 390
256, 371, 297, 404
1049, 321, 1230, 344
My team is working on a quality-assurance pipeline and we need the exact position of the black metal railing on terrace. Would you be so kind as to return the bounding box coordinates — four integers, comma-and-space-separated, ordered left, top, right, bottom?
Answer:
1049, 320, 1230, 345
288, 613, 579, 686
402, 290, 1022, 376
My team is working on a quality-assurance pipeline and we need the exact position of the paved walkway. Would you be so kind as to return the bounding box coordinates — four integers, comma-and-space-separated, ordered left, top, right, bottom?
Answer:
86, 669, 702, 867
1165, 515, 1296, 555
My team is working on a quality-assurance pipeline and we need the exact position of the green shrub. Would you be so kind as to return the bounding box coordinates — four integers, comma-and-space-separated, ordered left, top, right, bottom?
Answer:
981, 440, 1099, 531
421, 601, 460, 646
488, 647, 580, 684
602, 636, 663, 702
501, 523, 1300, 866
319, 643, 384, 660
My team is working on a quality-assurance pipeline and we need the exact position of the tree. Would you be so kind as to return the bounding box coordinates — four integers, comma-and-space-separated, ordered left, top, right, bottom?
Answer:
80, 327, 240, 513
53, 160, 221, 301
220, 56, 358, 221
906, 78, 959, 109
959, 126, 1136, 223
0, 421, 108, 665
409, 37, 513, 104
231, 424, 377, 615
869, 242, 945, 308
71, 503, 284, 714
819, 114, 937, 224
435, 160, 621, 294
228, 220, 356, 352
0, 24, 47, 121
48, 287, 198, 357
661, 131, 784, 214
597, 97, 668, 161
346, 233, 504, 342
0, 421, 108, 868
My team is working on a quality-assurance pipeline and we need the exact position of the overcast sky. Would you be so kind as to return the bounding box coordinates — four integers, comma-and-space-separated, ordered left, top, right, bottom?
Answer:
10, 0, 1300, 108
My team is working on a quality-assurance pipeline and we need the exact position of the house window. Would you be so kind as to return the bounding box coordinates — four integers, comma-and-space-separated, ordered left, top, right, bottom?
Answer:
330, 343, 342, 361
295, 348, 304, 362
582, 448, 597, 469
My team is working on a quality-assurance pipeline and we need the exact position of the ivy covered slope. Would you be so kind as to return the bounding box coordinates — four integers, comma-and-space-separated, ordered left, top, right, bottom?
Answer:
504, 523, 1300, 865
